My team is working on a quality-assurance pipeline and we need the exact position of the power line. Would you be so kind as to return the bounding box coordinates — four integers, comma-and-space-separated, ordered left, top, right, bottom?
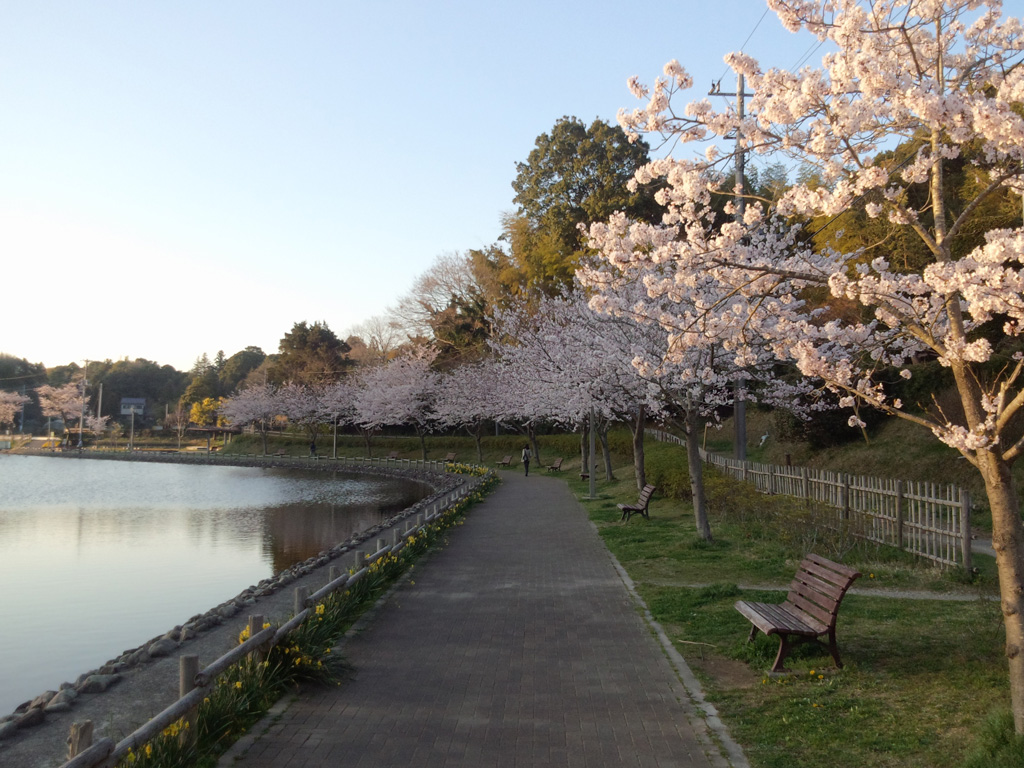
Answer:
792, 39, 825, 71
718, 6, 771, 84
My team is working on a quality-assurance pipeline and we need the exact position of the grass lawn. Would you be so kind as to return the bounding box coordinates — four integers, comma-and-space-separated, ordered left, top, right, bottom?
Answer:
573, 465, 1012, 768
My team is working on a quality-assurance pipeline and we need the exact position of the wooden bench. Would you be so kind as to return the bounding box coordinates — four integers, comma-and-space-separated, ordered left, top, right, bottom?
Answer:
617, 484, 656, 522
545, 457, 563, 472
735, 554, 861, 673
443, 452, 457, 463
273, 448, 287, 457
496, 455, 513, 467
387, 451, 400, 460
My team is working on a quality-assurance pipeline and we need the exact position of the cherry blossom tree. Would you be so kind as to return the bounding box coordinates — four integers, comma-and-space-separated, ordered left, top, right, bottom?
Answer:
606, 0, 1024, 728
490, 290, 656, 484
221, 383, 282, 455
278, 382, 326, 452
36, 382, 83, 441
577, 259, 814, 539
354, 346, 440, 460
85, 414, 111, 446
0, 391, 29, 432
435, 359, 503, 463
318, 377, 359, 458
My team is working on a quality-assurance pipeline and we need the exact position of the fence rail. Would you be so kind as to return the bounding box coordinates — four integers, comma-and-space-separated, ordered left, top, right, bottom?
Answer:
62, 476, 483, 768
647, 429, 971, 570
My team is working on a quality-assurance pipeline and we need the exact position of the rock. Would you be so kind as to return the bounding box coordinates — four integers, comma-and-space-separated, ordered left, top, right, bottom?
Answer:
29, 691, 57, 710
16, 708, 44, 728
78, 674, 121, 694
12, 701, 30, 715
146, 638, 177, 658
129, 648, 148, 665
49, 688, 77, 707
43, 701, 71, 714
217, 603, 240, 619
0, 721, 18, 740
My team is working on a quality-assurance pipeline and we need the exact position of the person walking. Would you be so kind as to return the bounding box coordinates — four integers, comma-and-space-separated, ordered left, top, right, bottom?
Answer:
521, 444, 530, 476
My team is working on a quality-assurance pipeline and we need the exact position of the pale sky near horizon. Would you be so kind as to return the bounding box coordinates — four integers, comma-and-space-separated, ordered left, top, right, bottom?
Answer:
1, 1, 825, 374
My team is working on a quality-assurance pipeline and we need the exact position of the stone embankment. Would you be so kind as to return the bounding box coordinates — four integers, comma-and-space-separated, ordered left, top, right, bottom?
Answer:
0, 452, 466, 768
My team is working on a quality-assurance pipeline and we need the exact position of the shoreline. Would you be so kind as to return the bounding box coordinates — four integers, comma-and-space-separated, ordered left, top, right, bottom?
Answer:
0, 452, 468, 768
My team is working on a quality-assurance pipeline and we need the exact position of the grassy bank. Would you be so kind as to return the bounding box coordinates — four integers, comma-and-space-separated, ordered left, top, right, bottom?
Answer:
568, 439, 1021, 768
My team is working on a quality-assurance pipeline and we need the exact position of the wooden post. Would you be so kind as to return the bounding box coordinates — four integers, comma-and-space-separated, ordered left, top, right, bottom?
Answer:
248, 614, 265, 662
352, 550, 365, 570
68, 720, 93, 759
895, 480, 905, 550
179, 655, 199, 746
329, 565, 341, 583
801, 467, 810, 503
961, 490, 972, 572
841, 474, 850, 519
294, 585, 310, 615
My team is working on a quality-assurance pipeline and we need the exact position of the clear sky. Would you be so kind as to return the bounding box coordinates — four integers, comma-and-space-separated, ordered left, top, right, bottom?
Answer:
1, 1, 823, 373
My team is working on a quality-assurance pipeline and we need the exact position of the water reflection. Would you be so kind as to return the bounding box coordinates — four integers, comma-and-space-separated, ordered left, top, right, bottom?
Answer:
0, 455, 428, 714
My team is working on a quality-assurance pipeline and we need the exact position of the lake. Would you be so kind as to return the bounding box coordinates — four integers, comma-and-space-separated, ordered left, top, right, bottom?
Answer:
0, 454, 429, 714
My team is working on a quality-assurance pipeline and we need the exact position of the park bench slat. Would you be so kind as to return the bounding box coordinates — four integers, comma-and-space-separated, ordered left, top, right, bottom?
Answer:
735, 554, 860, 672
791, 570, 845, 602
735, 602, 820, 635
786, 593, 836, 628
806, 553, 860, 580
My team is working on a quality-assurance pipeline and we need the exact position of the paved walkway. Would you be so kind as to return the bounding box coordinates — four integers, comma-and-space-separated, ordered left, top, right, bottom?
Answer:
223, 471, 730, 768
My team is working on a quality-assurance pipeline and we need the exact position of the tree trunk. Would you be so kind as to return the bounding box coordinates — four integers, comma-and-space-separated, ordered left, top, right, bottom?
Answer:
684, 411, 712, 541
468, 425, 483, 463
580, 425, 589, 475
527, 424, 540, 465
418, 431, 427, 461
980, 449, 1024, 732
598, 421, 615, 481
629, 403, 647, 491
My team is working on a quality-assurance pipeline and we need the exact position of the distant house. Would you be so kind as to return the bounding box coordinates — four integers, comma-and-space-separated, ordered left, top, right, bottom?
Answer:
120, 398, 146, 416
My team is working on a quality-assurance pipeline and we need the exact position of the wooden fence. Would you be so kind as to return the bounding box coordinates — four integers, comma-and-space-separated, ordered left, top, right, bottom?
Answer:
647, 429, 972, 570
61, 476, 483, 768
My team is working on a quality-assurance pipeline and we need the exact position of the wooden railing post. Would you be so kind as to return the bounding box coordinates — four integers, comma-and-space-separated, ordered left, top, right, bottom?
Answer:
895, 480, 904, 550
961, 490, 972, 572
68, 720, 93, 759
248, 614, 265, 663
841, 474, 850, 520
294, 586, 310, 615
179, 655, 199, 746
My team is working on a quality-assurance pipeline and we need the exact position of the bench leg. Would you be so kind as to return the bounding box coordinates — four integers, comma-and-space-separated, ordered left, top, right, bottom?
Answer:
827, 628, 844, 668
747, 625, 758, 643
770, 634, 792, 673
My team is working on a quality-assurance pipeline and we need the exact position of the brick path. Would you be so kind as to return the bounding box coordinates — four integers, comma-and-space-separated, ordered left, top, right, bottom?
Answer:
224, 472, 724, 767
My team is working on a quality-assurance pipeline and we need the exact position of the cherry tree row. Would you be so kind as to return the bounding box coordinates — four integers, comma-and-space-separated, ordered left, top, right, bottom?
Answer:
583, 0, 1024, 731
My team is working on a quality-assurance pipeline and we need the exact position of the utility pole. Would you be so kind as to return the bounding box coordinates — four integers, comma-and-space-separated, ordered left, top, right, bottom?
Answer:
710, 71, 753, 461
77, 361, 88, 449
